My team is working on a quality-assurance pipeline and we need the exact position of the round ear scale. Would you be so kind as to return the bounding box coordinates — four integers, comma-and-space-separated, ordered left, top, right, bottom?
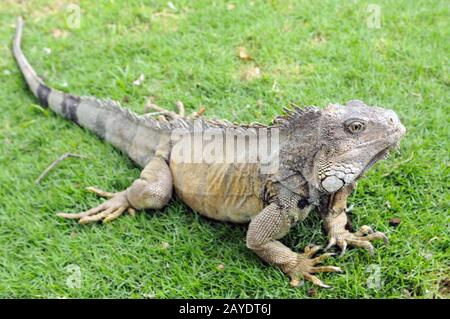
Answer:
346, 100, 366, 107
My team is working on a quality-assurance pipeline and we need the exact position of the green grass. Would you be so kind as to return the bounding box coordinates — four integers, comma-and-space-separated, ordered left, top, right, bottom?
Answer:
0, 0, 448, 298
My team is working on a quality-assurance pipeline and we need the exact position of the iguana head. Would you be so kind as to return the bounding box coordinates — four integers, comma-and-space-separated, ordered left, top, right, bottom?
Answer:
313, 100, 406, 193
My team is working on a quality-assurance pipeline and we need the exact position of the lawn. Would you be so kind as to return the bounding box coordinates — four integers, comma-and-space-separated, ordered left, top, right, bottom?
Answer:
0, 0, 448, 298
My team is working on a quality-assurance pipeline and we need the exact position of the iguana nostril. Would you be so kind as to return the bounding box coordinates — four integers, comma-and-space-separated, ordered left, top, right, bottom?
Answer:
388, 116, 395, 125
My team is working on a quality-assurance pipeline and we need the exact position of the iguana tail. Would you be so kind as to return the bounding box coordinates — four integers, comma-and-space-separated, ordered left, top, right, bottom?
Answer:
13, 17, 166, 167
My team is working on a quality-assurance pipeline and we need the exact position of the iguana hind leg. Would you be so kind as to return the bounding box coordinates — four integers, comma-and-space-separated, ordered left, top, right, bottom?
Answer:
57, 156, 173, 224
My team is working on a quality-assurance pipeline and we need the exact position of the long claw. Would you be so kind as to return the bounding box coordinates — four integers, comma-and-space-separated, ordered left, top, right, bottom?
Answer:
348, 239, 374, 256
57, 212, 86, 219
79, 206, 115, 224
311, 266, 343, 273
361, 232, 389, 245
56, 204, 105, 219
304, 273, 331, 289
312, 253, 336, 265
86, 187, 115, 198
103, 206, 127, 223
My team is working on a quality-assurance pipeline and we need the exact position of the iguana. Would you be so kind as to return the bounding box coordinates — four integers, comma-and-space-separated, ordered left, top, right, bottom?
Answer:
13, 17, 406, 288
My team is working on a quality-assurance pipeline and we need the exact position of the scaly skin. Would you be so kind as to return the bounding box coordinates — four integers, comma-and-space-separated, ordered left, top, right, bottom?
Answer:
13, 17, 406, 288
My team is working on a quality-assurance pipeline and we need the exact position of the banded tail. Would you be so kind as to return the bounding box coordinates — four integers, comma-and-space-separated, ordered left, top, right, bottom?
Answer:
13, 17, 166, 167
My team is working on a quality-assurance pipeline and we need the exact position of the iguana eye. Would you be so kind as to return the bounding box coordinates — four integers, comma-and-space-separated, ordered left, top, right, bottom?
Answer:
346, 120, 365, 133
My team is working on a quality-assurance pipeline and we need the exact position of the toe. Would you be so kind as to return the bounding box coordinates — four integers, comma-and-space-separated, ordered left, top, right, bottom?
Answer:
103, 206, 127, 223
304, 273, 331, 288
289, 276, 301, 287
362, 232, 389, 245
86, 187, 115, 198
311, 266, 343, 273
312, 253, 336, 265
337, 239, 348, 257
56, 204, 105, 219
57, 212, 86, 219
304, 245, 322, 257
79, 206, 115, 224
324, 237, 337, 251
347, 239, 374, 256
361, 225, 374, 234
354, 225, 374, 236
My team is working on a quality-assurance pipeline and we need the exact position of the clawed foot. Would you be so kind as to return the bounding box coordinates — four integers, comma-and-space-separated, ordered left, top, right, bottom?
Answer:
57, 187, 136, 224
325, 225, 389, 257
286, 245, 342, 288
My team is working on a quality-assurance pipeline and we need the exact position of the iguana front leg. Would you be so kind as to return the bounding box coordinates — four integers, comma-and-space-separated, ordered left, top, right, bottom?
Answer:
321, 184, 388, 256
246, 201, 342, 288
57, 156, 172, 224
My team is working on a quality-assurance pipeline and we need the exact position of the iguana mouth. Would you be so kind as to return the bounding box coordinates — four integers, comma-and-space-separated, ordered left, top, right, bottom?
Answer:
359, 144, 395, 178
357, 128, 404, 178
